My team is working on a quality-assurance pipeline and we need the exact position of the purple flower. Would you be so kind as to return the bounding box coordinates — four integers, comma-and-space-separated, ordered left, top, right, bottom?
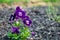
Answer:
11, 27, 19, 34
23, 19, 32, 26
31, 32, 35, 36
14, 6, 26, 19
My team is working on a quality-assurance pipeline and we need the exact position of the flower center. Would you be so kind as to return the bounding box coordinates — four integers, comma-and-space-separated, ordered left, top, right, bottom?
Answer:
19, 12, 22, 16
26, 20, 29, 24
16, 21, 19, 24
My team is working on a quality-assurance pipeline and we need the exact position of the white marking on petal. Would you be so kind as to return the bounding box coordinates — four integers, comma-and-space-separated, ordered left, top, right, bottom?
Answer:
26, 20, 29, 24
16, 21, 19, 24
19, 12, 22, 16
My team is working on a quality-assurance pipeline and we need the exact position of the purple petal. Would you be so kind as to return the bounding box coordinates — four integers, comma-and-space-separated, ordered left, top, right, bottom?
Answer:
22, 15, 30, 20
9, 15, 14, 21
15, 6, 21, 12
15, 16, 19, 20
11, 27, 19, 34
16, 6, 26, 12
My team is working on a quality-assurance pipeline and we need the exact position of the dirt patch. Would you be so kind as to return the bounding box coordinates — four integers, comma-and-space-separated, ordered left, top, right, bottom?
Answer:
0, 0, 59, 9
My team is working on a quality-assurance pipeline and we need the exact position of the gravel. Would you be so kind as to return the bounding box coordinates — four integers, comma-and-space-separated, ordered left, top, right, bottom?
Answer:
0, 6, 60, 40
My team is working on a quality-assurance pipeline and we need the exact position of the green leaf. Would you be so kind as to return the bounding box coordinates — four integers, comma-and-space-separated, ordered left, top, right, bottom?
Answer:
55, 16, 60, 22
13, 21, 21, 27
13, 34, 17, 37
12, 34, 19, 39
20, 27, 30, 38
7, 32, 20, 40
7, 32, 13, 38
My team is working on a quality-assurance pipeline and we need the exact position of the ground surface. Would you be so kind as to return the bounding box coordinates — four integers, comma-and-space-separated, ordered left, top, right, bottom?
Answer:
0, 6, 60, 40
